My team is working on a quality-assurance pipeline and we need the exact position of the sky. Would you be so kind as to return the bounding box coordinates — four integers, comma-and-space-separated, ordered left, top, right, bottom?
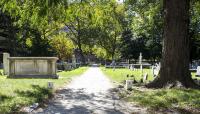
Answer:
117, 0, 124, 3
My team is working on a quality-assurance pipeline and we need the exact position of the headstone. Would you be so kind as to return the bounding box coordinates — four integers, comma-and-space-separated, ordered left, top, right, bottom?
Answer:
196, 66, 200, 77
152, 63, 160, 77
3, 53, 10, 75
139, 53, 143, 71
130, 64, 134, 70
125, 80, 133, 90
72, 54, 76, 68
47, 82, 54, 89
143, 73, 148, 82
138, 52, 143, 75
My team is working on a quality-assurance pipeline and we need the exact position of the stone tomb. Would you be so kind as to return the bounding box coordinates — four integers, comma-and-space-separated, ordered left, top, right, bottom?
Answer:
7, 57, 58, 78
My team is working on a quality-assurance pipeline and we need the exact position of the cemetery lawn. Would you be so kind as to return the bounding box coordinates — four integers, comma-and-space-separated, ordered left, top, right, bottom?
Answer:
125, 88, 200, 113
102, 68, 200, 113
0, 67, 88, 113
101, 67, 154, 83
101, 67, 200, 83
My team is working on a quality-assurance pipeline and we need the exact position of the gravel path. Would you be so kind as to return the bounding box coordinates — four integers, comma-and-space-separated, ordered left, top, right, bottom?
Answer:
36, 67, 146, 114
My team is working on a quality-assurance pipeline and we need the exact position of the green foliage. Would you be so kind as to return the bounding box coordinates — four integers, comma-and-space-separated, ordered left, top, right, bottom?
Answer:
1, 0, 200, 61
50, 32, 75, 60
0, 67, 88, 113
92, 46, 108, 59
190, 1, 200, 60
121, 0, 163, 60
94, 1, 125, 60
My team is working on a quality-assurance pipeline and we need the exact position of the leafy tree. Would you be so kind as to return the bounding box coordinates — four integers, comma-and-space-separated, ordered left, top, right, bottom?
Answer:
124, 0, 163, 61
63, 0, 96, 64
147, 0, 199, 88
94, 1, 125, 60
50, 32, 74, 60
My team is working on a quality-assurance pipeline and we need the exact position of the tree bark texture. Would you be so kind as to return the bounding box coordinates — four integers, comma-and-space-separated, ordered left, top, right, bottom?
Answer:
147, 0, 199, 88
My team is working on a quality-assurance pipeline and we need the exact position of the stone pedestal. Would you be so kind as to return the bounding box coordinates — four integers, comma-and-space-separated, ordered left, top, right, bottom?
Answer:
47, 82, 54, 89
3, 53, 10, 75
125, 80, 133, 90
8, 57, 58, 78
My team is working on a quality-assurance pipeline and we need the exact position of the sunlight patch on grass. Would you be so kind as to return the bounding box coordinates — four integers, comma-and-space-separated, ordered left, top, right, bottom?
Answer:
101, 67, 154, 83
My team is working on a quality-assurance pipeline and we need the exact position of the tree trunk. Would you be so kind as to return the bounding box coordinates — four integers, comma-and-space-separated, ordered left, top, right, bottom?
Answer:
79, 48, 85, 65
147, 0, 199, 88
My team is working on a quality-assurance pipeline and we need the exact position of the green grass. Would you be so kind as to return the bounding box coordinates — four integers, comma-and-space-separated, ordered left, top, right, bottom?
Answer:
0, 67, 88, 113
102, 67, 200, 113
101, 67, 154, 83
125, 88, 200, 112
101, 67, 200, 83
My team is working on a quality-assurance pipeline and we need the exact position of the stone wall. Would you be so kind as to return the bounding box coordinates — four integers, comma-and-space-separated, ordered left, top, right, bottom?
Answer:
8, 57, 58, 78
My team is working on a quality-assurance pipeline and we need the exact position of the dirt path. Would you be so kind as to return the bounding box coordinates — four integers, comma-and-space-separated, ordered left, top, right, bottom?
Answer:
36, 67, 146, 114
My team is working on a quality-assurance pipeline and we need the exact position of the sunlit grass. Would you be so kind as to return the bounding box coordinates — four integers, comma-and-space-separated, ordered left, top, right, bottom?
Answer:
102, 67, 200, 113
0, 67, 88, 113
125, 88, 200, 111
101, 67, 200, 83
101, 67, 154, 83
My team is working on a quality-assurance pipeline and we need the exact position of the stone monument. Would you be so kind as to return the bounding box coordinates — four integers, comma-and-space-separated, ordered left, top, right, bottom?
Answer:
139, 52, 143, 74
8, 57, 58, 78
125, 80, 133, 90
3, 53, 10, 75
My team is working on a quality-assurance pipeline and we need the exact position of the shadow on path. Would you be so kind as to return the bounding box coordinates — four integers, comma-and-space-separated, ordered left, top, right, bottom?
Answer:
36, 68, 142, 114
38, 88, 124, 114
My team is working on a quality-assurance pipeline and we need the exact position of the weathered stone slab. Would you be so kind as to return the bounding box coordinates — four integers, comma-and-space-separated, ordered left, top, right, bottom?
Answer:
8, 57, 58, 78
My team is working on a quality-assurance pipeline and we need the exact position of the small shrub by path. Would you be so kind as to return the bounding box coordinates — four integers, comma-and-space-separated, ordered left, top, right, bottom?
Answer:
0, 67, 88, 113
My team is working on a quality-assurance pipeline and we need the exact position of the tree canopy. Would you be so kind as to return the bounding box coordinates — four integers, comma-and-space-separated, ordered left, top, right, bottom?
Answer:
0, 0, 200, 63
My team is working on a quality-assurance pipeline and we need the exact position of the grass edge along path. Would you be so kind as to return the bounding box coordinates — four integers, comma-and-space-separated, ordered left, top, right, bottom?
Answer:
101, 67, 200, 113
0, 67, 88, 113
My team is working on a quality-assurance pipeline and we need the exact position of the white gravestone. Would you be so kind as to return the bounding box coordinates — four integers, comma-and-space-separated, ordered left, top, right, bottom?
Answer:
125, 80, 133, 90
139, 53, 143, 71
153, 63, 160, 77
47, 82, 54, 89
143, 73, 148, 82
196, 66, 200, 76
130, 64, 134, 70
3, 53, 10, 75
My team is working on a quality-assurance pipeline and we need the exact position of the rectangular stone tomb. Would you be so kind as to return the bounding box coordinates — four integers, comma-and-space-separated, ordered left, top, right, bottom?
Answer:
8, 57, 58, 79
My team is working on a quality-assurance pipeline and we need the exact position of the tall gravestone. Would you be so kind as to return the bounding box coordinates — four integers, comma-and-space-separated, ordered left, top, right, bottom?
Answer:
139, 52, 143, 74
72, 54, 76, 68
3, 53, 10, 75
196, 66, 200, 77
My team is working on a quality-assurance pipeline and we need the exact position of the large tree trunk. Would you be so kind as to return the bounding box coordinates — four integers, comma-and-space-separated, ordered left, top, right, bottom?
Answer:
147, 0, 199, 88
